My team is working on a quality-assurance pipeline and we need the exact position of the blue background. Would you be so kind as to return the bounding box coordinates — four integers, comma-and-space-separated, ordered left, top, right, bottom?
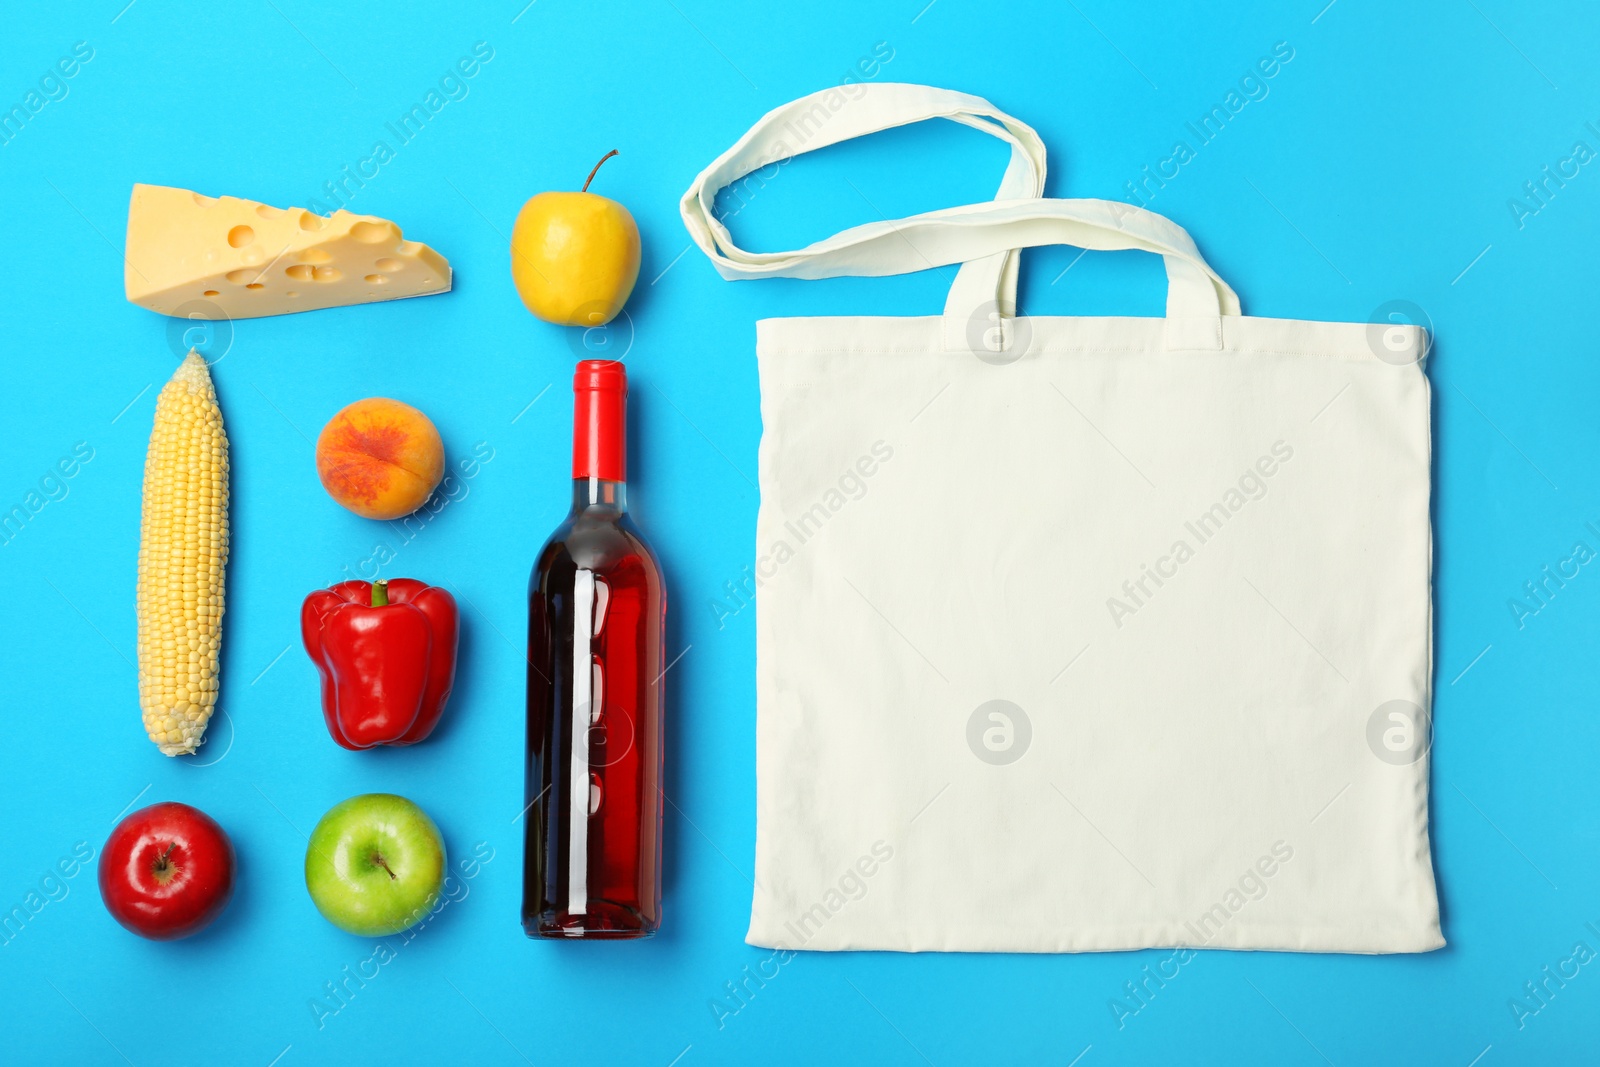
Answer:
1, 0, 1595, 1063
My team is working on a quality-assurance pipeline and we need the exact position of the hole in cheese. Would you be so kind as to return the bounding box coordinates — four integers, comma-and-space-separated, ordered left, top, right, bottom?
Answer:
227, 225, 255, 248
203, 290, 220, 297
299, 211, 327, 232
245, 283, 264, 290
192, 192, 216, 206
313, 266, 342, 283
285, 264, 314, 282
224, 270, 254, 284
349, 221, 396, 244
364, 274, 389, 284
255, 204, 284, 219
374, 257, 403, 272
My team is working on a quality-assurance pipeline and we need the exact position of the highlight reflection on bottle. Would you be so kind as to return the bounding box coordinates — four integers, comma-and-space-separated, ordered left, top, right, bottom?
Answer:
523, 359, 665, 939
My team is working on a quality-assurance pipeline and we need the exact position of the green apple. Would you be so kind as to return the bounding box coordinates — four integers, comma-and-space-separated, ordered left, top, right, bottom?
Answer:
305, 793, 446, 936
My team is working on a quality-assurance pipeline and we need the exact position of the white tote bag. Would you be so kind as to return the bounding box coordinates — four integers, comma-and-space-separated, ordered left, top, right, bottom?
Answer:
682, 84, 1441, 954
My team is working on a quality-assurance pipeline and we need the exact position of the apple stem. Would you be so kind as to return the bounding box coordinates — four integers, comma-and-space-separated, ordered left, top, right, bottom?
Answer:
152, 843, 177, 881
373, 853, 397, 880
582, 150, 619, 193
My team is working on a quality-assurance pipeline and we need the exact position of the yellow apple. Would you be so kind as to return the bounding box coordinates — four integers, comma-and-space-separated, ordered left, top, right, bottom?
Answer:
511, 150, 641, 327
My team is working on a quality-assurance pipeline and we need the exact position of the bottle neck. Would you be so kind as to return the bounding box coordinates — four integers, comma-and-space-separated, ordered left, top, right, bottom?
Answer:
571, 477, 627, 514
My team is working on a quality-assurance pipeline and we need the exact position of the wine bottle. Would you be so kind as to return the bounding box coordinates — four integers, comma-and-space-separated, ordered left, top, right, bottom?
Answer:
523, 359, 665, 939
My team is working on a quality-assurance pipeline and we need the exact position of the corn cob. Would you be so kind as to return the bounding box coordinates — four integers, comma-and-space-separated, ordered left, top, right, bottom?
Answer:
136, 350, 229, 755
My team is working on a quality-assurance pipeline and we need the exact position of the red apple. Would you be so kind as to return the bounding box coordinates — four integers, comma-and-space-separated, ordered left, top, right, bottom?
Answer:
99, 802, 235, 940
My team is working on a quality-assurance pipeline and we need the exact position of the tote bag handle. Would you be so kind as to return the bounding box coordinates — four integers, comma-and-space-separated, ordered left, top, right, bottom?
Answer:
680, 83, 1242, 352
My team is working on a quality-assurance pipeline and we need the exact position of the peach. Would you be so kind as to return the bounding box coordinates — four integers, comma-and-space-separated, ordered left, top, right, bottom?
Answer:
315, 398, 444, 520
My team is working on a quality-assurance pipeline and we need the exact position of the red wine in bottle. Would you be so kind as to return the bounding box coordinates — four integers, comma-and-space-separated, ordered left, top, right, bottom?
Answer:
523, 359, 665, 939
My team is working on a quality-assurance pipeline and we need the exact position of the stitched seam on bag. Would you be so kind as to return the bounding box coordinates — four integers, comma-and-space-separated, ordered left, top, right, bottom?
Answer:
760, 346, 1391, 359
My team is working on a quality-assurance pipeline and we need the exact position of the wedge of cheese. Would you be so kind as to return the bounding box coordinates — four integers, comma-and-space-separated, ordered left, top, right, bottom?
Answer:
125, 184, 451, 319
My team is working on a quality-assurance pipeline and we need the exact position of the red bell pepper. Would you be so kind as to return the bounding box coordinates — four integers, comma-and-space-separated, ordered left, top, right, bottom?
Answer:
301, 578, 459, 749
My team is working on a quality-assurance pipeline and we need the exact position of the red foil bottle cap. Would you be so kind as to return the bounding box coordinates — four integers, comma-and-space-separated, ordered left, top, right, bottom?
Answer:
573, 359, 627, 481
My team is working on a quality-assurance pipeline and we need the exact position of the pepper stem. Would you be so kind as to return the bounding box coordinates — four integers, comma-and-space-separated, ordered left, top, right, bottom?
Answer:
372, 580, 389, 608
582, 150, 619, 193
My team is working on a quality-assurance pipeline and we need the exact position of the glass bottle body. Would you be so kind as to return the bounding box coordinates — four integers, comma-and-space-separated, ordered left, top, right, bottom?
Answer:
523, 479, 664, 939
